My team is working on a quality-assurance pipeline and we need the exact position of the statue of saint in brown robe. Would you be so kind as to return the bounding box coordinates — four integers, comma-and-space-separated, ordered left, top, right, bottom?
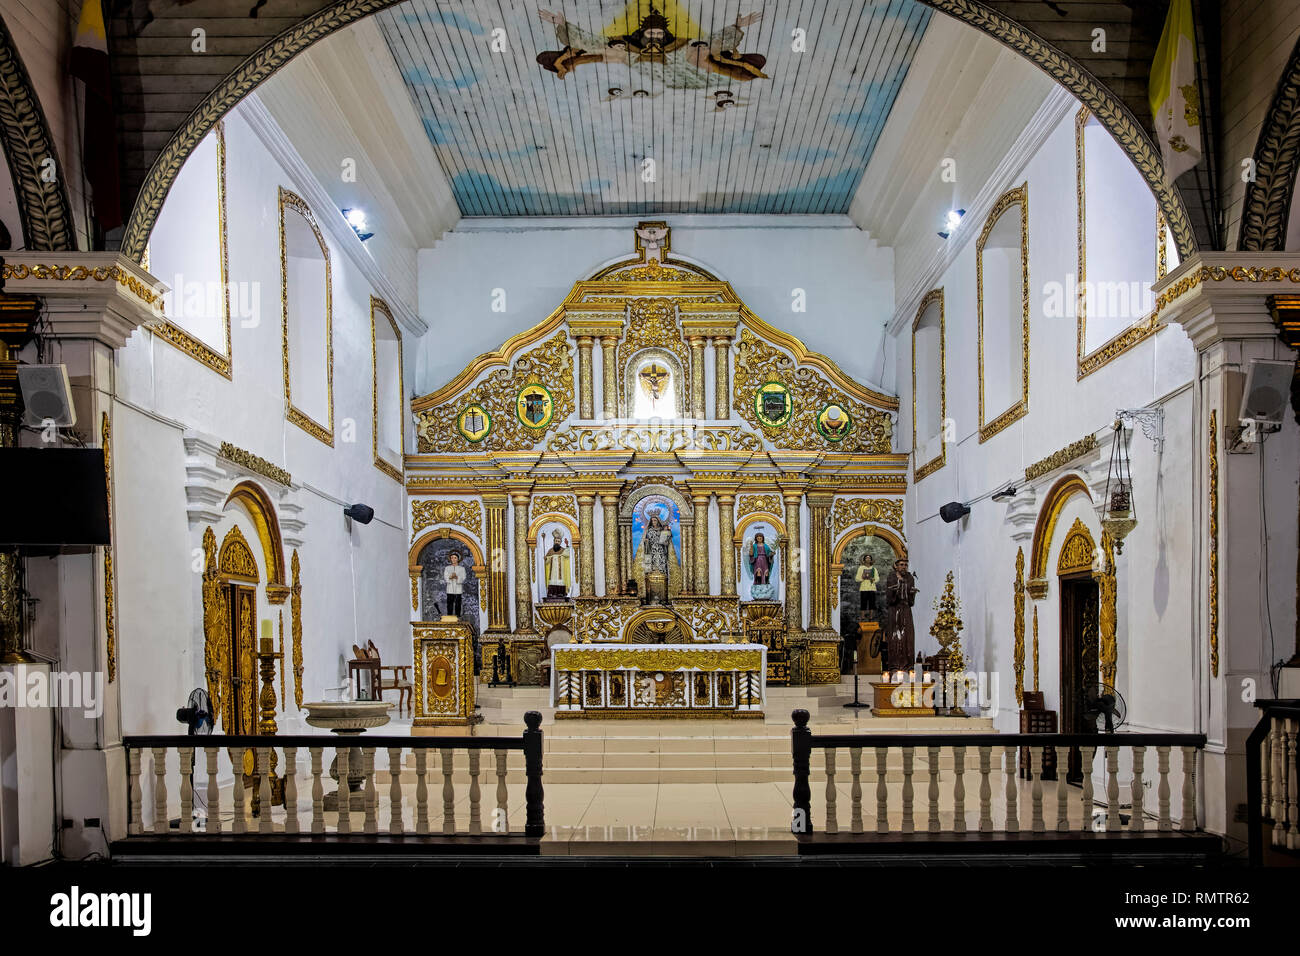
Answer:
883, 557, 918, 673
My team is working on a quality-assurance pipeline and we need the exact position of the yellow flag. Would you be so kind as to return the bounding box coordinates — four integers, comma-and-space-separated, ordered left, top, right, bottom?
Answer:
1148, 0, 1201, 182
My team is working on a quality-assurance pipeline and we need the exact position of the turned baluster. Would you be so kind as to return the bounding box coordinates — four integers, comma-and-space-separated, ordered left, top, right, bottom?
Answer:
824, 748, 839, 835
978, 746, 993, 833
178, 746, 193, 834
875, 748, 889, 834
336, 747, 351, 834
388, 748, 404, 834
1261, 724, 1274, 819
310, 747, 324, 834
1271, 718, 1286, 842
258, 748, 273, 834
1105, 746, 1120, 831
441, 748, 456, 834
1055, 753, 1069, 831
363, 747, 378, 835
231, 748, 246, 834
927, 746, 940, 833
415, 750, 430, 834
127, 748, 142, 836
469, 750, 483, 835
901, 747, 915, 834
1003, 746, 1018, 832
1180, 745, 1198, 831
849, 748, 864, 834
1287, 719, 1299, 850
1156, 745, 1172, 831
1030, 747, 1044, 833
152, 747, 168, 835
1079, 745, 1096, 832
1130, 747, 1146, 832
205, 748, 221, 834
283, 747, 298, 834
494, 749, 509, 833
952, 746, 966, 834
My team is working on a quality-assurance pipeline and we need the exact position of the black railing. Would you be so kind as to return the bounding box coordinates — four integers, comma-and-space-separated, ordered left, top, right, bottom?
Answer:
1246, 699, 1300, 865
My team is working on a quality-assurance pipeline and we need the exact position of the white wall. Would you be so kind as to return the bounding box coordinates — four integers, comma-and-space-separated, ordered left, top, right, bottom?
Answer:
113, 107, 409, 733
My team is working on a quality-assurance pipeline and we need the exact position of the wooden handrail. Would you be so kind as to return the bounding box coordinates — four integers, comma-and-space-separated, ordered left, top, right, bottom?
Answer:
123, 734, 523, 749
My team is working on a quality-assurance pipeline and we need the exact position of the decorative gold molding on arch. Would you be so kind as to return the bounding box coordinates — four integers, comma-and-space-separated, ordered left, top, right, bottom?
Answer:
832, 525, 907, 565
977, 183, 1030, 443
830, 497, 905, 536
218, 525, 259, 582
223, 480, 288, 597
411, 499, 483, 541
1056, 518, 1097, 576
279, 186, 334, 446
528, 512, 581, 549
409, 527, 485, 571
733, 511, 788, 547
1028, 473, 1092, 592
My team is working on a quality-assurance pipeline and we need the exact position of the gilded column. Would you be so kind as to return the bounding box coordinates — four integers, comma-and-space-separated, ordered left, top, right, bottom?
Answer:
575, 335, 595, 420
805, 491, 834, 632
688, 336, 707, 420
717, 491, 737, 596
780, 482, 806, 633
509, 487, 535, 634
681, 523, 695, 593
620, 520, 633, 588
713, 336, 731, 420
577, 493, 596, 596
483, 493, 510, 633
601, 336, 619, 419
692, 492, 711, 595
601, 493, 620, 595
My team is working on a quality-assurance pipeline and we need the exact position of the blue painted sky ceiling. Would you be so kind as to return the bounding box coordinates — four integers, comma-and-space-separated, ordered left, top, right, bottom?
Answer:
375, 0, 932, 216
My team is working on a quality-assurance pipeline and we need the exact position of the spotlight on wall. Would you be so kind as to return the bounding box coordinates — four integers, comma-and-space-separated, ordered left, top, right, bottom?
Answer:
991, 485, 1017, 502
343, 503, 374, 525
937, 208, 966, 239
939, 501, 970, 523
342, 208, 374, 242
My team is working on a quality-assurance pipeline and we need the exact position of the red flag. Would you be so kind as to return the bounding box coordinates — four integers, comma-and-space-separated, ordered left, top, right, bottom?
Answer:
70, 0, 121, 233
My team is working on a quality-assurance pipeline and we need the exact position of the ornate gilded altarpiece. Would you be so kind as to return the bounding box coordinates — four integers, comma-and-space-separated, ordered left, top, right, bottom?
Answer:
405, 225, 908, 694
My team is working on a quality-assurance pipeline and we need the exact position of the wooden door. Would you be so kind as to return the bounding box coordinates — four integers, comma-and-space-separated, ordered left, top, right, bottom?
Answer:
1059, 574, 1099, 783
225, 583, 257, 735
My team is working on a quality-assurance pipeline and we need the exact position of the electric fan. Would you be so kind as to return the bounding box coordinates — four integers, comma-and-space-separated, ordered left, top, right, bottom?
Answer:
1081, 682, 1127, 734
175, 688, 215, 829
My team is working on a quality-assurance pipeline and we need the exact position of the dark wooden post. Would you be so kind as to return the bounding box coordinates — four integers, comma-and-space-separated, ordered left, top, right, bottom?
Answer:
523, 710, 545, 838
792, 709, 812, 835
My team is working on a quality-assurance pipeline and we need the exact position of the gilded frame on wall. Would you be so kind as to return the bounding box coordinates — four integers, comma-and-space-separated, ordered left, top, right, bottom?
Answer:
977, 182, 1030, 443
149, 119, 233, 378
370, 296, 404, 482
278, 186, 334, 446
911, 287, 945, 481
1074, 107, 1164, 380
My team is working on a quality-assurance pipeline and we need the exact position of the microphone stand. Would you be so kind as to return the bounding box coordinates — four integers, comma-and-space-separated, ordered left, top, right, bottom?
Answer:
843, 648, 869, 710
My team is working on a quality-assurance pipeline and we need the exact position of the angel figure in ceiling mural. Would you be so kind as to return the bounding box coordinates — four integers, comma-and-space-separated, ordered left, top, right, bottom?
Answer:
536, 6, 768, 90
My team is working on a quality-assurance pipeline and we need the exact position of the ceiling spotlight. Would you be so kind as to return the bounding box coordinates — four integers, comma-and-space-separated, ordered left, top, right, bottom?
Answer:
937, 208, 966, 239
342, 208, 374, 242
991, 485, 1017, 502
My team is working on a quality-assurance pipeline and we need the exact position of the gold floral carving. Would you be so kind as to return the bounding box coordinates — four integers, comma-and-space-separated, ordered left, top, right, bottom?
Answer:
618, 297, 691, 415
547, 423, 760, 452
531, 494, 577, 520
218, 525, 259, 580
1056, 518, 1096, 576
1208, 410, 1219, 679
1013, 547, 1025, 706
1024, 434, 1099, 482
733, 329, 892, 451
1, 262, 161, 309
411, 498, 483, 539
200, 527, 229, 724
1032, 604, 1040, 692
830, 498, 905, 536
1095, 529, 1118, 688
737, 494, 781, 519
218, 441, 292, 487
977, 183, 1030, 443
291, 549, 303, 710
101, 413, 117, 683
415, 331, 573, 452
552, 646, 763, 673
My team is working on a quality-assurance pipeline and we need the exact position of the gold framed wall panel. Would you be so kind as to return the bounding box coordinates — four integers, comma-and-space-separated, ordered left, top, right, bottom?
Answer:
149, 120, 232, 379
370, 295, 404, 482
911, 287, 945, 480
977, 183, 1029, 443
279, 186, 334, 446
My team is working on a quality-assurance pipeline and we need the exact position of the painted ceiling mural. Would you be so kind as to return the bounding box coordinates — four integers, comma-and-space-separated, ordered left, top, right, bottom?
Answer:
375, 0, 932, 216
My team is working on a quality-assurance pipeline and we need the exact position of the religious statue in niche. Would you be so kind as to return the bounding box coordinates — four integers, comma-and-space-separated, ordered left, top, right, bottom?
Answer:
631, 496, 683, 600
745, 531, 777, 600
443, 550, 466, 619
883, 555, 919, 673
635, 360, 674, 418
541, 529, 574, 601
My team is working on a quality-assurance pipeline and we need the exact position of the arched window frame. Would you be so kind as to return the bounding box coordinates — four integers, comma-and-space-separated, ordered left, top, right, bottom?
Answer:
911, 287, 945, 481
977, 182, 1030, 443
371, 295, 404, 482
278, 186, 333, 446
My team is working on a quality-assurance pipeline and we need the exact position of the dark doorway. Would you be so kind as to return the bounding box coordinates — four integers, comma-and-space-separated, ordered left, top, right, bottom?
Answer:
1059, 574, 1100, 784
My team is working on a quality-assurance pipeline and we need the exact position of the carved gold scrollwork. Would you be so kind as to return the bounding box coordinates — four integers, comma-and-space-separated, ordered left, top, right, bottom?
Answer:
732, 329, 893, 451
1024, 434, 1098, 483
553, 646, 763, 672
546, 423, 760, 452
830, 498, 905, 536
218, 525, 259, 580
532, 494, 577, 520
1208, 409, 1219, 679
1056, 518, 1096, 576
1095, 529, 1117, 688
1013, 547, 1025, 706
411, 498, 484, 539
201, 527, 228, 724
291, 549, 304, 710
736, 494, 781, 519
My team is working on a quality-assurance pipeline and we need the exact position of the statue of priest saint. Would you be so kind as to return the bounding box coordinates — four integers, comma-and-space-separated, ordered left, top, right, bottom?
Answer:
543, 530, 574, 600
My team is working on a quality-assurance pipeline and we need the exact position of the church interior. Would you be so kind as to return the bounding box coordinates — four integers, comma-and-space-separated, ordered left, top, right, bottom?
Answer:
2, 0, 1300, 904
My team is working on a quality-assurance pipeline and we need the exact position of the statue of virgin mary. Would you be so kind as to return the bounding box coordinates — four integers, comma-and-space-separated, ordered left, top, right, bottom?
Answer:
632, 508, 682, 600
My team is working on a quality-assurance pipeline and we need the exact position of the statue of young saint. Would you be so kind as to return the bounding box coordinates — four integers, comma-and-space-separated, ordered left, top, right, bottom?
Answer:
855, 554, 879, 616
883, 556, 918, 672
746, 531, 777, 600
543, 530, 573, 600
632, 508, 681, 599
442, 551, 465, 619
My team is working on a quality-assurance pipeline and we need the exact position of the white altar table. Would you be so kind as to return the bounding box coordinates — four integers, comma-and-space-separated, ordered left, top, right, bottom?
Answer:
549, 643, 766, 718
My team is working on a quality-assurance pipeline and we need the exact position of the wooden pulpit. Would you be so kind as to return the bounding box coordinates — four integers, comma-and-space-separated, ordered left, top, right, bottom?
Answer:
412, 621, 476, 727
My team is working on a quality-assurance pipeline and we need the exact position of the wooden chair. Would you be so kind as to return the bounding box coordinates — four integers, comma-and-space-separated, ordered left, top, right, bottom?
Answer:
366, 640, 413, 717
349, 644, 381, 702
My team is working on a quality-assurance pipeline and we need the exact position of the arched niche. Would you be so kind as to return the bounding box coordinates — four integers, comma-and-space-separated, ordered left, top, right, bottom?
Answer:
734, 513, 785, 602
223, 480, 287, 598
1028, 474, 1093, 598
833, 526, 905, 638
414, 535, 481, 629
526, 512, 580, 548
624, 347, 685, 420
619, 481, 694, 523
832, 525, 907, 566
977, 183, 1029, 443
409, 527, 485, 571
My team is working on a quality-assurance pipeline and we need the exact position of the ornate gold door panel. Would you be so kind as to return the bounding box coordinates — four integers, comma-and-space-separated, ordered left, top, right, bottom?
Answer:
226, 583, 257, 736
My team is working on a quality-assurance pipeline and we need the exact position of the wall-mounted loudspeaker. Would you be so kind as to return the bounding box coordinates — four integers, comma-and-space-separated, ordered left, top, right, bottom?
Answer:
1239, 358, 1293, 427
939, 501, 970, 523
18, 364, 75, 428
343, 503, 374, 525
